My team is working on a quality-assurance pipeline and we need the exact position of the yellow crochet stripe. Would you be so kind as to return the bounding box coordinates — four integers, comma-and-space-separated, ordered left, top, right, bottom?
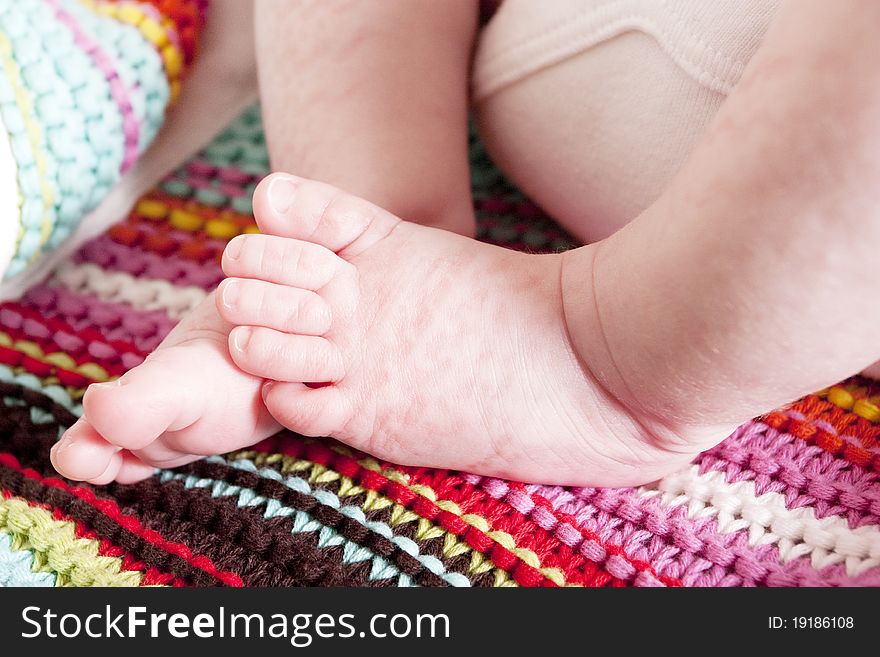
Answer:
338, 447, 573, 586
817, 384, 880, 423
232, 450, 518, 588
0, 494, 149, 586
84, 0, 185, 102
0, 331, 113, 383
0, 32, 55, 252
136, 197, 260, 239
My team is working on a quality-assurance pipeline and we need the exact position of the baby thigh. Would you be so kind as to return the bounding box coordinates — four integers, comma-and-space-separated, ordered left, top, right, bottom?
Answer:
472, 0, 780, 244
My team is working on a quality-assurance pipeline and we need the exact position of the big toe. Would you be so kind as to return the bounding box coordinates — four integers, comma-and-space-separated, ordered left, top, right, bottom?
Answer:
82, 350, 205, 452
251, 173, 401, 256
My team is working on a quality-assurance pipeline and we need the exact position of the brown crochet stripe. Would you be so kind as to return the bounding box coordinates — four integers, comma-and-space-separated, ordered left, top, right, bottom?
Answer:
219, 453, 497, 586
161, 458, 452, 587
109, 478, 412, 586
108, 476, 408, 587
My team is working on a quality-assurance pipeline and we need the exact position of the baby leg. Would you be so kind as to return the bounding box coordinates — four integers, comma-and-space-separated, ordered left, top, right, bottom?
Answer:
256, 0, 478, 234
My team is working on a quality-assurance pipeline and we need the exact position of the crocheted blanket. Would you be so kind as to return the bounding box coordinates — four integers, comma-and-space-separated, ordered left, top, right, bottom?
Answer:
2, 2, 879, 588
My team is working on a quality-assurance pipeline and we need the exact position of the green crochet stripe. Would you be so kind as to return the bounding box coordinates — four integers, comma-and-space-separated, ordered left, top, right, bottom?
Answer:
0, 531, 57, 586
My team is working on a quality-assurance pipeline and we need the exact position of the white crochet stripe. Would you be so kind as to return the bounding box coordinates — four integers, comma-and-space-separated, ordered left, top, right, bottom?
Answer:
51, 261, 206, 319
639, 466, 880, 576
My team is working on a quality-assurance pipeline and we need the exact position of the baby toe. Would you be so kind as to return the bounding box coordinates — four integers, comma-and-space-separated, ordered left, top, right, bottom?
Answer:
51, 418, 120, 482
217, 278, 332, 335
229, 326, 344, 382
222, 234, 342, 291
82, 352, 205, 452
113, 452, 159, 484
262, 381, 353, 439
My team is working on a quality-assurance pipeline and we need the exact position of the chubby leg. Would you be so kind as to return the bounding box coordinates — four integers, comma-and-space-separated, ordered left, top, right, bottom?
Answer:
255, 0, 477, 234
562, 0, 880, 439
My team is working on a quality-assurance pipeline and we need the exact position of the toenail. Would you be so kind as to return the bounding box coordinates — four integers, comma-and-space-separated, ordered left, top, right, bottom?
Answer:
225, 236, 244, 261
232, 326, 252, 352
221, 279, 240, 309
267, 176, 297, 214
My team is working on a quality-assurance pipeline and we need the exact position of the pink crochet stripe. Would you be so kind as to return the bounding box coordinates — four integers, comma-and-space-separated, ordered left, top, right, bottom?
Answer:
74, 235, 223, 289
696, 420, 880, 528
512, 478, 880, 586
22, 283, 174, 353
49, 0, 140, 173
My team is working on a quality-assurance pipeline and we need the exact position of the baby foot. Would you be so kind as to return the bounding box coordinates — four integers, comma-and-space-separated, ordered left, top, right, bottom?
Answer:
50, 294, 281, 484
218, 173, 717, 487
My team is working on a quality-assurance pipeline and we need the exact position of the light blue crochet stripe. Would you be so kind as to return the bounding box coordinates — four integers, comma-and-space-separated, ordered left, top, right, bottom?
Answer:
161, 456, 470, 587
0, 0, 58, 278
59, 0, 170, 153
41, 0, 125, 246
0, 363, 83, 422
0, 531, 57, 587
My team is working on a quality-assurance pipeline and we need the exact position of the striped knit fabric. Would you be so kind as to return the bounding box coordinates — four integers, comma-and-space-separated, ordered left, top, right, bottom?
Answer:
1, 105, 878, 587
0, 0, 203, 280
2, 0, 880, 586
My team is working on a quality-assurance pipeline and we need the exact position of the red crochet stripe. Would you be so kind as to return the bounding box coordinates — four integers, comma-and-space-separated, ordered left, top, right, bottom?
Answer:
0, 301, 142, 379
0, 453, 242, 586
764, 395, 880, 472
252, 436, 627, 587
402, 468, 681, 587
1, 488, 183, 586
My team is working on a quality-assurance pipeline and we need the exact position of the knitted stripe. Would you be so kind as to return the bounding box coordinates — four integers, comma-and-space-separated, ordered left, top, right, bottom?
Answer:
249, 437, 615, 587
75, 235, 224, 289
443, 472, 682, 587
0, 531, 57, 586
1, 300, 147, 369
173, 456, 472, 586
0, 374, 82, 418
48, 0, 141, 173
161, 459, 456, 587
103, 0, 204, 69
23, 283, 174, 354
51, 261, 206, 319
697, 420, 880, 527
107, 475, 419, 587
394, 466, 639, 586
57, 0, 170, 155
0, 453, 243, 586
644, 465, 880, 578
86, 0, 185, 102
820, 383, 880, 423
0, 329, 118, 384
2, 491, 180, 586
0, 92, 20, 276
234, 451, 517, 587
0, 27, 54, 274
0, 493, 145, 586
525, 481, 810, 586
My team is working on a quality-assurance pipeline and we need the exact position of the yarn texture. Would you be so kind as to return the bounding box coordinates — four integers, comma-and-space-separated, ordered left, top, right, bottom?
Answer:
1, 1, 879, 588
1, 105, 878, 587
